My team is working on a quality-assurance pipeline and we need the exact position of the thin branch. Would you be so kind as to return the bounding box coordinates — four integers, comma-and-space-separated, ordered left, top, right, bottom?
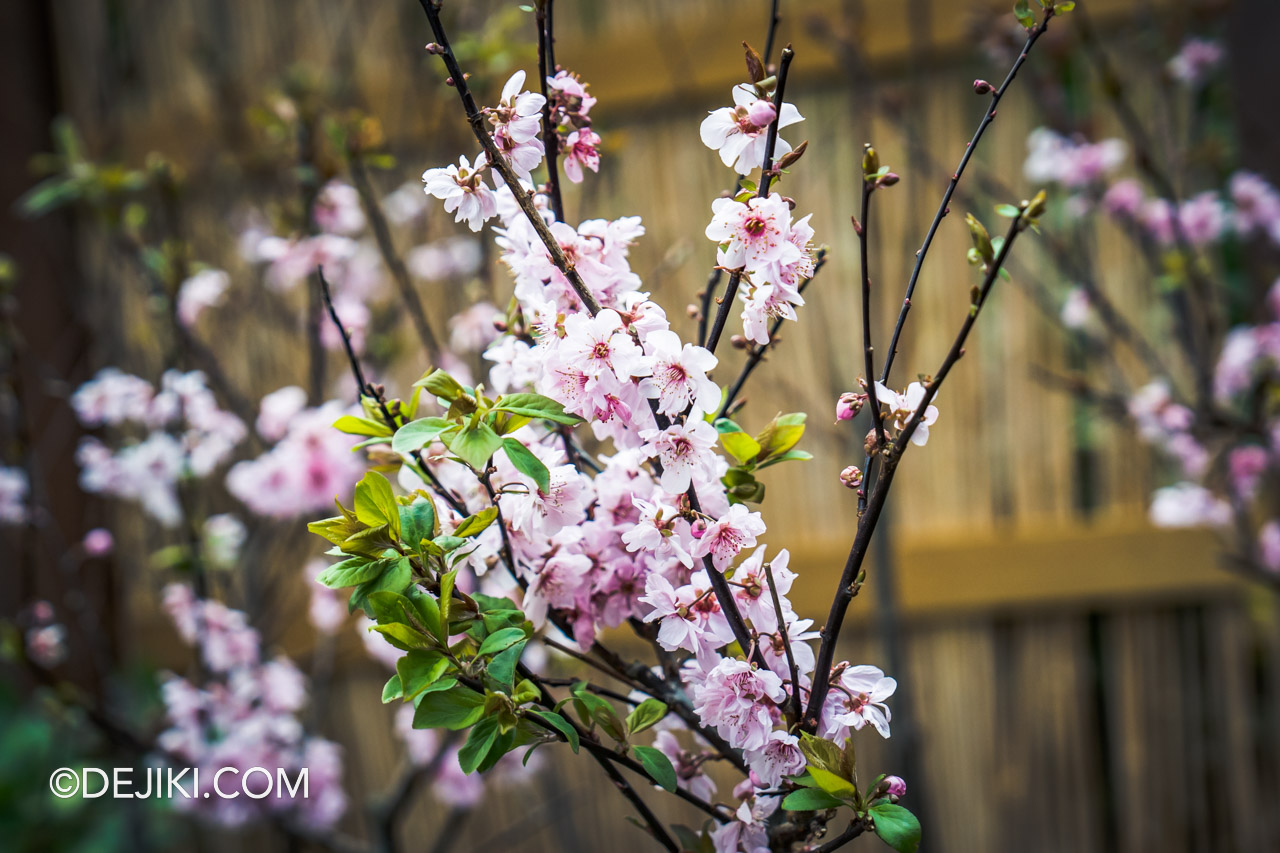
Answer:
704, 45, 795, 355
417, 0, 602, 315
807, 821, 867, 852
858, 174, 886, 454
764, 559, 802, 725
878, 12, 1054, 388
805, 213, 1029, 729
348, 153, 443, 360
535, 0, 564, 222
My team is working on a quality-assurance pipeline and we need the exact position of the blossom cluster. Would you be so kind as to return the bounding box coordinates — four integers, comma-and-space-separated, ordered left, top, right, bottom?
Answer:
407, 64, 896, 844
158, 584, 347, 828
73, 369, 247, 526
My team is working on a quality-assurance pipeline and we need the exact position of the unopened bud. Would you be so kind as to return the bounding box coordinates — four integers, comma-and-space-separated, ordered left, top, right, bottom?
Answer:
687, 303, 700, 318
425, 42, 444, 55
746, 99, 777, 127
851, 216, 863, 237
840, 465, 863, 490
730, 335, 750, 350
1024, 188, 1048, 220
775, 140, 809, 171
885, 776, 907, 798
690, 519, 708, 539
877, 172, 900, 188
864, 428, 881, 455
973, 79, 994, 95
862, 143, 880, 178
835, 391, 865, 422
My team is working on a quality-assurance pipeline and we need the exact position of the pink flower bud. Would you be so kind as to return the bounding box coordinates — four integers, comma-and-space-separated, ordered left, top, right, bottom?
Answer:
835, 391, 864, 422
840, 466, 863, 490
83, 527, 114, 557
865, 428, 882, 455
690, 518, 707, 539
885, 775, 907, 797
746, 99, 777, 128
973, 79, 994, 95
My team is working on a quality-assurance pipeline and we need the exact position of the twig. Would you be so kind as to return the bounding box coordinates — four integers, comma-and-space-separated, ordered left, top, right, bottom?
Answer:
858, 174, 886, 456
348, 154, 443, 360
704, 45, 796, 355
416, 0, 602, 316
805, 212, 1029, 729
878, 12, 1054, 388
806, 820, 867, 852
535, 0, 564, 222
764, 559, 802, 725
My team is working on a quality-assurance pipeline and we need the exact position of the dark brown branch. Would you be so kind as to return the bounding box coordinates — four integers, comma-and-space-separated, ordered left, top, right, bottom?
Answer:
805, 212, 1029, 729
535, 0, 565, 222
416, 0, 602, 316
765, 559, 802, 725
806, 820, 867, 852
859, 175, 886, 456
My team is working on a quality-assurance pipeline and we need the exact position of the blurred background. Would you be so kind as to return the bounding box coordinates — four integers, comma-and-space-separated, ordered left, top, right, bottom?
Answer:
2, 0, 1279, 851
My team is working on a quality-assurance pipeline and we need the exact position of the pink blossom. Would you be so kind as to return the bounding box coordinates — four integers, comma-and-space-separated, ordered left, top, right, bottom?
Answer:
1060, 287, 1094, 330
745, 730, 806, 787
729, 545, 795, 633
177, 268, 231, 327
0, 466, 28, 525
1229, 172, 1280, 238
823, 664, 896, 739
71, 367, 154, 427
692, 658, 785, 751
653, 730, 718, 802
423, 153, 498, 232
312, 180, 366, 235
1178, 191, 1227, 246
82, 527, 114, 556
1102, 179, 1146, 218
1229, 445, 1270, 500
640, 330, 720, 417
449, 301, 501, 352
255, 385, 308, 442
690, 504, 767, 571
1149, 483, 1232, 528
640, 418, 719, 494
623, 496, 694, 568
562, 129, 602, 183
710, 797, 776, 853
305, 558, 347, 635
489, 71, 546, 182
1023, 128, 1127, 189
1167, 38, 1223, 87
874, 381, 939, 447
705, 193, 800, 274
640, 573, 708, 654
700, 83, 804, 175
26, 624, 67, 668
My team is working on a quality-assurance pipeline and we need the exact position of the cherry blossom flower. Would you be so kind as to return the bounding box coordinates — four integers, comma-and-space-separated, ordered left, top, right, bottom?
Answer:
639, 417, 720, 495
562, 129, 602, 183
729, 545, 795, 633
176, 268, 231, 327
1229, 172, 1280, 240
693, 658, 786, 751
640, 573, 707, 654
422, 153, 498, 232
700, 83, 804, 175
1102, 179, 1146, 218
639, 330, 720, 416
489, 70, 547, 182
745, 730, 806, 787
312, 180, 366, 235
823, 664, 896, 739
82, 527, 114, 556
705, 193, 800, 274
1149, 483, 1233, 528
623, 496, 694, 568
691, 504, 767, 571
1167, 38, 1223, 87
710, 797, 776, 853
652, 730, 717, 802
1023, 128, 1126, 189
1177, 191, 1227, 246
874, 381, 939, 447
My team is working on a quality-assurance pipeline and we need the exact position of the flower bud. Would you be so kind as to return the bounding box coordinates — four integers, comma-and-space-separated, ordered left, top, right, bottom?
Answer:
747, 99, 778, 128
885, 776, 907, 798
864, 428, 881, 455
835, 391, 864, 422
690, 519, 707, 539
862, 144, 880, 178
877, 172, 900, 188
425, 42, 444, 55
973, 79, 994, 95
840, 466, 863, 490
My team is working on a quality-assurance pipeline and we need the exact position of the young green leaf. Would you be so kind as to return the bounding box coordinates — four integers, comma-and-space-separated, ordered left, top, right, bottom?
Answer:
353, 471, 401, 539
397, 649, 452, 700
717, 424, 762, 465
414, 369, 466, 401
381, 674, 403, 704
392, 417, 454, 454
1014, 0, 1035, 28
632, 745, 678, 793
457, 716, 501, 774
413, 685, 486, 730
399, 498, 436, 552
807, 765, 859, 801
528, 709, 579, 753
332, 414, 393, 438
781, 787, 846, 812
486, 640, 525, 687
502, 438, 551, 493
478, 626, 528, 657
447, 422, 505, 471
869, 803, 921, 853
453, 507, 499, 538
316, 556, 383, 589
625, 698, 669, 736
349, 557, 413, 616
492, 393, 583, 425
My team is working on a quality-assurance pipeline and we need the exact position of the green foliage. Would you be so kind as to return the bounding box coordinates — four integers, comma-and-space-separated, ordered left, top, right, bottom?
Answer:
781, 787, 846, 811
528, 709, 580, 753
714, 413, 812, 505
502, 437, 551, 492
632, 745, 678, 793
870, 803, 922, 853
625, 698, 669, 736
1014, 0, 1036, 28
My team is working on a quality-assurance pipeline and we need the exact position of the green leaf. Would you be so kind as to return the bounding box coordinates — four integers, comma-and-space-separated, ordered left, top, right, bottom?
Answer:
409, 590, 444, 640
370, 621, 433, 652
808, 765, 859, 800
397, 649, 451, 699
448, 422, 505, 470
332, 415, 393, 438
316, 556, 383, 589
479, 626, 527, 657
625, 699, 669, 736
528, 709, 580, 753
632, 745, 677, 793
349, 557, 413, 616
869, 803, 921, 853
392, 417, 454, 454
492, 393, 583, 425
439, 568, 457, 628
994, 203, 1021, 219
502, 438, 550, 493
799, 733, 849, 778
382, 674, 403, 703
414, 369, 466, 401
399, 498, 437, 552
755, 449, 813, 470
487, 640, 525, 687
457, 716, 500, 774
755, 413, 806, 459
454, 507, 499, 538
354, 472, 401, 540
1013, 0, 1035, 28
717, 424, 762, 465
782, 787, 846, 812
413, 685, 486, 730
